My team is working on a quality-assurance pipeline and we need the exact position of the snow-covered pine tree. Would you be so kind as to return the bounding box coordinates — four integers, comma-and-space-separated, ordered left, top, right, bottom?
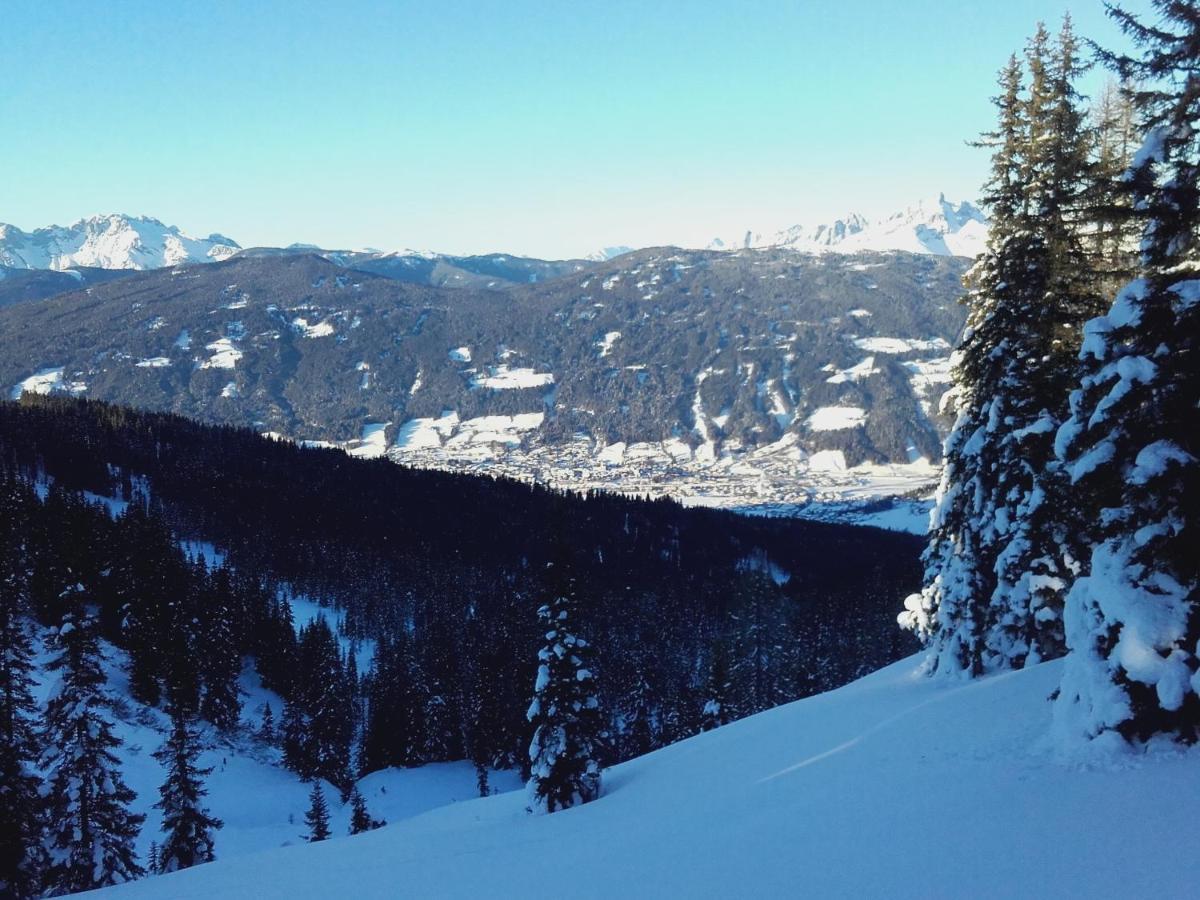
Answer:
985, 16, 1106, 670
1053, 0, 1200, 745
0, 477, 47, 900
304, 782, 332, 842
525, 563, 603, 814
40, 610, 145, 895
152, 704, 223, 873
902, 20, 1103, 675
348, 786, 384, 835
900, 53, 1032, 674
259, 702, 277, 745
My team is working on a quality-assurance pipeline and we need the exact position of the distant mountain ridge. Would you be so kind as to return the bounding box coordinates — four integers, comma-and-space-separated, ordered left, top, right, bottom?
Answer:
706, 196, 988, 258
0, 214, 240, 270
1, 196, 987, 280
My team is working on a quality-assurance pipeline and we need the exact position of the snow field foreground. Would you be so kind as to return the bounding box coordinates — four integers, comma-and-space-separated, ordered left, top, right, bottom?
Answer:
94, 656, 1200, 899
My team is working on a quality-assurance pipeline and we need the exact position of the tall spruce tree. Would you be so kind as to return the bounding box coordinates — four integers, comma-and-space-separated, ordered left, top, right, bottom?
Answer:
900, 52, 1033, 673
525, 563, 603, 814
40, 610, 145, 894
304, 782, 332, 842
985, 15, 1106, 670
902, 20, 1103, 674
0, 478, 47, 900
1053, 0, 1200, 744
152, 704, 223, 873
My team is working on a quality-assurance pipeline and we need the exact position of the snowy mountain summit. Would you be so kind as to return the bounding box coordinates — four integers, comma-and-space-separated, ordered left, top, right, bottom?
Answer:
0, 214, 241, 271
708, 195, 989, 258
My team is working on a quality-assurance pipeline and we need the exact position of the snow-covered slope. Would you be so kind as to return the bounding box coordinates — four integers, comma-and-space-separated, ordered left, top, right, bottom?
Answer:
0, 215, 240, 270
709, 195, 988, 258
98, 655, 1198, 899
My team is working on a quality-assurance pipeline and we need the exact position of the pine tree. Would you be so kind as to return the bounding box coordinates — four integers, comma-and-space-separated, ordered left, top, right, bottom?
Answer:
900, 53, 1032, 674
198, 566, 243, 731
0, 484, 47, 900
348, 786, 385, 834
304, 782, 332, 842
259, 702, 277, 745
902, 20, 1104, 674
1054, 0, 1200, 744
525, 564, 603, 814
152, 704, 223, 873
40, 610, 145, 894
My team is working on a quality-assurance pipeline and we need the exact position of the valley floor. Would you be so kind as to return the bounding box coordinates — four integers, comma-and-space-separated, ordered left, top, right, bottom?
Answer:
93, 655, 1200, 899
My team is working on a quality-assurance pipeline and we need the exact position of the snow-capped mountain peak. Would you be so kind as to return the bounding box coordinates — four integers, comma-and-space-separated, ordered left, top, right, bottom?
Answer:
706, 195, 988, 258
0, 214, 241, 271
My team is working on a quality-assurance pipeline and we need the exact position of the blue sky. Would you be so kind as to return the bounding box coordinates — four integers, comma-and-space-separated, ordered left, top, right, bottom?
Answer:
1, 1, 1145, 258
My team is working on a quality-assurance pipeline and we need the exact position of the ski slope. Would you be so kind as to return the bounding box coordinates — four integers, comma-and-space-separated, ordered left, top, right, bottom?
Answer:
94, 655, 1200, 899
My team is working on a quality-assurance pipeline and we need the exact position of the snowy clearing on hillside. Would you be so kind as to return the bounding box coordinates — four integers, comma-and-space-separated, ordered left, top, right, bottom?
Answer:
470, 366, 555, 390
136, 357, 172, 368
825, 356, 879, 384
347, 422, 390, 458
99, 656, 1200, 899
291, 317, 335, 338
852, 336, 951, 354
448, 346, 472, 362
200, 338, 242, 369
805, 406, 867, 431
596, 331, 621, 357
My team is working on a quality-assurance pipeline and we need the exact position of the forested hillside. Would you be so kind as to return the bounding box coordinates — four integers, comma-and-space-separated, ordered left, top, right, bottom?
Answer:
0, 395, 918, 788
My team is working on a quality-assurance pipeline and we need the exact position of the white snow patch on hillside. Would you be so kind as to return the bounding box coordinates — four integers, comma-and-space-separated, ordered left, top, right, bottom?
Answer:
825, 356, 879, 384
174, 329, 192, 350
136, 357, 172, 368
220, 382, 239, 398
200, 338, 242, 369
292, 317, 335, 339
448, 346, 472, 363
903, 357, 954, 417
98, 655, 1200, 900
852, 336, 951, 354
805, 406, 866, 431
470, 366, 555, 390
807, 448, 848, 471
11, 367, 65, 399
596, 331, 621, 357
347, 422, 390, 458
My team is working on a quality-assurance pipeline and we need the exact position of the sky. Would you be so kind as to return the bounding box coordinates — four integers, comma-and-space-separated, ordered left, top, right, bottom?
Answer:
0, 0, 1148, 258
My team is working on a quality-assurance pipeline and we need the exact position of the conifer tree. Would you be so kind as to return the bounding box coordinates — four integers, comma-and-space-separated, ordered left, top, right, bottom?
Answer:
304, 782, 332, 842
40, 610, 145, 894
153, 704, 223, 873
348, 786, 385, 835
525, 563, 603, 814
259, 702, 277, 745
0, 486, 46, 900
1054, 0, 1200, 744
903, 20, 1103, 674
900, 53, 1033, 673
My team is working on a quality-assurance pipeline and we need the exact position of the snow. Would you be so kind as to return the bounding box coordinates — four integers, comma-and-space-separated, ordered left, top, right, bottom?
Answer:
807, 449, 848, 471
220, 382, 240, 399
852, 336, 951, 354
291, 318, 335, 339
805, 406, 867, 432
0, 214, 240, 271
448, 346, 472, 363
11, 367, 63, 399
346, 422, 390, 459
136, 357, 172, 368
706, 195, 989, 259
200, 338, 242, 370
825, 356, 878, 384
95, 655, 1200, 900
596, 331, 622, 357
470, 366, 555, 390
174, 330, 192, 351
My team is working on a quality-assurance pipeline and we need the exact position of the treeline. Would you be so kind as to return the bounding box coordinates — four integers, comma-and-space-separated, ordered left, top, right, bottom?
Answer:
903, 4, 1198, 744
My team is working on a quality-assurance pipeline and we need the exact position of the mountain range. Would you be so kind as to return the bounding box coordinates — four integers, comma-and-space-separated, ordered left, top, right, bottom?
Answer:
706, 196, 989, 257
0, 196, 988, 278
